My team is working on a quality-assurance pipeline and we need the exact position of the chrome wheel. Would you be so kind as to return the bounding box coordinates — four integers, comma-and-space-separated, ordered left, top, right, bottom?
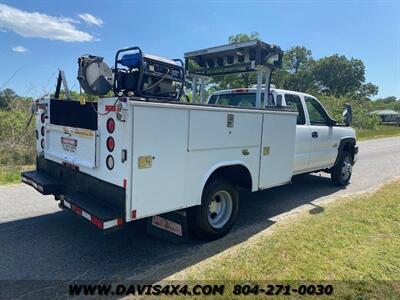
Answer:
341, 156, 352, 181
207, 190, 233, 229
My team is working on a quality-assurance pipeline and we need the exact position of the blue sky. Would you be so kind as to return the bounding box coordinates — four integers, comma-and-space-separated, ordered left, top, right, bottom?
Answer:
0, 0, 399, 99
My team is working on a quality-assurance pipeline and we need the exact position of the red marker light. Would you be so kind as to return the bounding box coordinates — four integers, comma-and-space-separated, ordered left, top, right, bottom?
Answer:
106, 137, 115, 152
106, 118, 115, 133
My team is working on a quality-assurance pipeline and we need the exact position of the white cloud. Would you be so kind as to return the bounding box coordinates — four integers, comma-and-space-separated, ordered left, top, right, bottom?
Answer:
12, 46, 28, 53
78, 13, 103, 27
0, 4, 94, 42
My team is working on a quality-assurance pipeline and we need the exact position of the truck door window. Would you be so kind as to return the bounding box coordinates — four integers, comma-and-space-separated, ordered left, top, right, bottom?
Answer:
284, 94, 305, 125
304, 97, 329, 125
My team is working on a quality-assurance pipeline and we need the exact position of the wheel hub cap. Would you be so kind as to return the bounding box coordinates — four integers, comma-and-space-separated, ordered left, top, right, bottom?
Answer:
341, 157, 352, 180
207, 190, 233, 229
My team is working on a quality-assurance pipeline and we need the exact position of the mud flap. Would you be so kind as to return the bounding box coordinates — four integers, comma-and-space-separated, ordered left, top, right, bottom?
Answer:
146, 210, 191, 241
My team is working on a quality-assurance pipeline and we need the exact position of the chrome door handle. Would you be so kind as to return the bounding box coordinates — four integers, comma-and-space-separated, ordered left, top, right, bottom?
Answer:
312, 131, 318, 138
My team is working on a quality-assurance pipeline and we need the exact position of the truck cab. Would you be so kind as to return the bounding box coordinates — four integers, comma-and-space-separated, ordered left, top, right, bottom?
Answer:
208, 88, 358, 184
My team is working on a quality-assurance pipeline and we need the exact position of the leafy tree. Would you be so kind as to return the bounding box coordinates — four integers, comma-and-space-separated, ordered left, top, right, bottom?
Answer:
272, 46, 315, 92
0, 88, 17, 110
212, 32, 260, 89
285, 46, 313, 75
312, 54, 378, 98
376, 96, 397, 103
358, 82, 379, 98
228, 32, 260, 43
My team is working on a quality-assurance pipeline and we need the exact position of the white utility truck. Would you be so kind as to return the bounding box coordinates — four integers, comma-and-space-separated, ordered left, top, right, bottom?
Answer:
208, 87, 358, 182
21, 40, 357, 240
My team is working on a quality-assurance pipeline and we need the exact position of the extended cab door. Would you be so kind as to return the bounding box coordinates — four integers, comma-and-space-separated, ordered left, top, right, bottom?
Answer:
304, 96, 337, 170
284, 93, 311, 174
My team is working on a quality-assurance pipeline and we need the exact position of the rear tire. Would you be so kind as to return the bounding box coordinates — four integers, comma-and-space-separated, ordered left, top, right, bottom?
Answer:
189, 178, 239, 240
331, 151, 353, 186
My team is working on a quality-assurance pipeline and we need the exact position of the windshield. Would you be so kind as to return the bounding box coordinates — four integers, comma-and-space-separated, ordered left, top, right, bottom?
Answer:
208, 93, 266, 108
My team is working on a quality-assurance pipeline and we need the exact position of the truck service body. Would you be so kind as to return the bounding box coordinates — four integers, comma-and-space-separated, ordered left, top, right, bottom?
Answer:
25, 97, 296, 231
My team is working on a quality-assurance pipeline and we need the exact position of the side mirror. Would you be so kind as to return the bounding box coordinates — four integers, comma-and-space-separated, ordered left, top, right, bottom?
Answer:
343, 103, 352, 126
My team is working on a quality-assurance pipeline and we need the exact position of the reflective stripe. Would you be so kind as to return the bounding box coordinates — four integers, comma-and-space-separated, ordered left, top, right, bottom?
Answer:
61, 200, 123, 230
63, 200, 71, 209
82, 211, 91, 220
103, 219, 118, 229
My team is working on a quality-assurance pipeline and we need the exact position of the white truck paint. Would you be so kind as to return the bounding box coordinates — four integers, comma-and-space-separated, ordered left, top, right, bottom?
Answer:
208, 88, 358, 176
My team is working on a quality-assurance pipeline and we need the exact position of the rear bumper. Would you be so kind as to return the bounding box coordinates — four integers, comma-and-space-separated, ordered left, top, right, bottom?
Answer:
21, 157, 126, 230
21, 170, 65, 195
59, 193, 124, 230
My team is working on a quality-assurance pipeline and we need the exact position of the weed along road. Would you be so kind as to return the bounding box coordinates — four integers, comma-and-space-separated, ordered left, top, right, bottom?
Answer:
0, 137, 399, 284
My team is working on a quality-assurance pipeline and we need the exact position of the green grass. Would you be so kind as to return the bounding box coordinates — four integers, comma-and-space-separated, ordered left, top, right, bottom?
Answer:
357, 124, 400, 140
0, 165, 34, 185
170, 181, 400, 299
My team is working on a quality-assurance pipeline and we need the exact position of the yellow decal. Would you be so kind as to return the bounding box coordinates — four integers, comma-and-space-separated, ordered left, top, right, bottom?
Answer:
73, 128, 94, 137
263, 146, 270, 156
138, 155, 153, 169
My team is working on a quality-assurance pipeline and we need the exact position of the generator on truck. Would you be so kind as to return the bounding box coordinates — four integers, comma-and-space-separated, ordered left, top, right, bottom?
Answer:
21, 40, 356, 240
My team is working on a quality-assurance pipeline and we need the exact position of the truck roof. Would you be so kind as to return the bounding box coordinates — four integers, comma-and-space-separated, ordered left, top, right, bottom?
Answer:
210, 87, 316, 99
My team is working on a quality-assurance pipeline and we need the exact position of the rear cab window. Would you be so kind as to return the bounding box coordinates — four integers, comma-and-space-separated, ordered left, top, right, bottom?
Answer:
284, 94, 306, 125
208, 92, 274, 108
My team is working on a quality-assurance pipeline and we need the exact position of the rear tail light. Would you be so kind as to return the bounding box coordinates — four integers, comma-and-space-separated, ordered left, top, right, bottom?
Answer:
106, 137, 115, 152
106, 118, 115, 133
40, 113, 46, 123
40, 139, 45, 149
106, 155, 114, 170
41, 126, 45, 136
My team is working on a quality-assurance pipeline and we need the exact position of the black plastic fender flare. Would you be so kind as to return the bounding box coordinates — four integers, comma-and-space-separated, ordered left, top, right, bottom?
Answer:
334, 137, 357, 166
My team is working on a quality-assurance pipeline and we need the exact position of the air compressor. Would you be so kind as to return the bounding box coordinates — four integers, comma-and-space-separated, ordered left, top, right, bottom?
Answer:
77, 46, 185, 101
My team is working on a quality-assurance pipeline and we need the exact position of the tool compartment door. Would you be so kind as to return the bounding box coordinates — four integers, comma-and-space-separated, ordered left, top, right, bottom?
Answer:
131, 105, 189, 219
45, 124, 98, 169
259, 112, 297, 189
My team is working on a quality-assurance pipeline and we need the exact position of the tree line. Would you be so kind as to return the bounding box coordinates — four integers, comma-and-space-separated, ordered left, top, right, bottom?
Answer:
213, 32, 381, 100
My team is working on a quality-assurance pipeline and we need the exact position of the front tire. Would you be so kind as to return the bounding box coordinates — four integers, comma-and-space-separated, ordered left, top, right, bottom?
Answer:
331, 151, 353, 186
189, 178, 239, 240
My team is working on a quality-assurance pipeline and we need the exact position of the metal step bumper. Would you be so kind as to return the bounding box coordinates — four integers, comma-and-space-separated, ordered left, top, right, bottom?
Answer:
21, 170, 65, 195
60, 192, 125, 230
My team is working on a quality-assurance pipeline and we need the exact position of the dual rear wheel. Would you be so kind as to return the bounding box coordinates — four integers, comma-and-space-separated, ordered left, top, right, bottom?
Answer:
189, 178, 239, 240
